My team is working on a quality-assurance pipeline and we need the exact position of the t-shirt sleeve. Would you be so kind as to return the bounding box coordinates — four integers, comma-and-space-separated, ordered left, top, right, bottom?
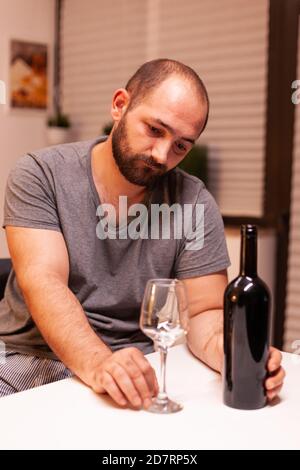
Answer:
174, 187, 231, 279
2, 153, 61, 232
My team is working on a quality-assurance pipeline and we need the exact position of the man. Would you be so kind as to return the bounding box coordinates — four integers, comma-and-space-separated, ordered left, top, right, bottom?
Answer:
0, 59, 284, 407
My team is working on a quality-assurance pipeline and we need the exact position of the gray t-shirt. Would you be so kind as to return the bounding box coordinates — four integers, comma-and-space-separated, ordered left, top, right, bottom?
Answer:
0, 136, 230, 359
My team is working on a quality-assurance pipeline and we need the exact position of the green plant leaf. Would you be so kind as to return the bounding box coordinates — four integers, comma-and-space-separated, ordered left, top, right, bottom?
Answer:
47, 113, 71, 128
178, 145, 208, 185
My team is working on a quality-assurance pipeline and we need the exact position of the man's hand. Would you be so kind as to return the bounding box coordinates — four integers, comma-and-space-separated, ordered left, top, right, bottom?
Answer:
265, 346, 286, 402
183, 272, 286, 403
90, 347, 159, 409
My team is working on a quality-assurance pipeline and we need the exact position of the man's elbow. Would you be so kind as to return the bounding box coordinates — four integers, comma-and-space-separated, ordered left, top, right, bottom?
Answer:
15, 265, 67, 297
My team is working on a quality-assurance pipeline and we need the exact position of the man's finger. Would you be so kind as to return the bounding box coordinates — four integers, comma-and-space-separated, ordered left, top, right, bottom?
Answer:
109, 362, 142, 408
101, 370, 127, 406
268, 347, 282, 371
267, 384, 283, 401
131, 351, 159, 396
120, 357, 153, 403
265, 367, 286, 390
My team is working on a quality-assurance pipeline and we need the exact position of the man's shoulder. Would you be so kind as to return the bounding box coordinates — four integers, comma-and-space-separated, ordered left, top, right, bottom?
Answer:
26, 138, 97, 167
11, 136, 107, 182
165, 167, 208, 205
172, 166, 206, 188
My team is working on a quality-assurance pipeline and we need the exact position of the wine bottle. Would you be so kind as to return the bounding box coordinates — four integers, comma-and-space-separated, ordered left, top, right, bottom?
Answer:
223, 224, 271, 410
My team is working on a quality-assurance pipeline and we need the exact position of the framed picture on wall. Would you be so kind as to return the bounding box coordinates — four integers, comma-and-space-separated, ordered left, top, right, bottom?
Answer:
10, 39, 48, 110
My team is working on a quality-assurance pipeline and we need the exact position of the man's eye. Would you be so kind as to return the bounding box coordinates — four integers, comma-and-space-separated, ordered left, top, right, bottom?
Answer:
148, 125, 161, 135
176, 142, 186, 152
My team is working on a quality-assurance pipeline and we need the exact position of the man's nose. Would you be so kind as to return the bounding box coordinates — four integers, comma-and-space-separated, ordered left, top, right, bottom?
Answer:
151, 142, 170, 166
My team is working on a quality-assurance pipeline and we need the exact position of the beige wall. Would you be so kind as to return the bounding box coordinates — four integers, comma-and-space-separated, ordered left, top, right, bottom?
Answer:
0, 0, 55, 257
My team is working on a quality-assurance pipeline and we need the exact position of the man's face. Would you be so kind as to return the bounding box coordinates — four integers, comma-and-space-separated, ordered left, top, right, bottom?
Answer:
111, 77, 207, 189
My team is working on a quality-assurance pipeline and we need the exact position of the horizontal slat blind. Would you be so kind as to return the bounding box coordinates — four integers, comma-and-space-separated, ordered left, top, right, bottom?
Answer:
61, 0, 268, 216
284, 18, 300, 352
157, 0, 268, 216
61, 0, 147, 139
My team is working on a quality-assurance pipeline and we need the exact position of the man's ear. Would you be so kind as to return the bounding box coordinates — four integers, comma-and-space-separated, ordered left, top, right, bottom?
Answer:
111, 88, 130, 121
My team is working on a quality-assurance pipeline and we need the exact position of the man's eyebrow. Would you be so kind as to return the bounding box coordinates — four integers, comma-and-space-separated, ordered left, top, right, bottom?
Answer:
152, 118, 195, 144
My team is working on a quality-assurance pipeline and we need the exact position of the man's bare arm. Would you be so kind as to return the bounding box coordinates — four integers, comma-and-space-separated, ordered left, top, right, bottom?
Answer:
5, 226, 158, 408
183, 270, 227, 373
6, 226, 112, 381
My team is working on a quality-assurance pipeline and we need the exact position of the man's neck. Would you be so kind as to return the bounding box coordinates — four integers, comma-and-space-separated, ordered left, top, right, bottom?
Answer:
91, 135, 147, 206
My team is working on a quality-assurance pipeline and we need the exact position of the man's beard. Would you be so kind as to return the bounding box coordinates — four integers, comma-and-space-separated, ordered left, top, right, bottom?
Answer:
111, 115, 167, 189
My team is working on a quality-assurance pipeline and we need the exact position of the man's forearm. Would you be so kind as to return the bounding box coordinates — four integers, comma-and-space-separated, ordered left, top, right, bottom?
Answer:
20, 270, 112, 386
187, 308, 224, 373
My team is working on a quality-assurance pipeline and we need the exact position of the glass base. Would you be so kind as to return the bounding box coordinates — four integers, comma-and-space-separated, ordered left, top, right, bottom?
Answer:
145, 397, 183, 414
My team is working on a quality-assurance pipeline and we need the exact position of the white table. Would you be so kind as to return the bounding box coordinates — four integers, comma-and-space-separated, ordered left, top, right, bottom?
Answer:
0, 344, 299, 450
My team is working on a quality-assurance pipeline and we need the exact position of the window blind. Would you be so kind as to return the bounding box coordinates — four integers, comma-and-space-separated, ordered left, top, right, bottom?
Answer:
284, 18, 300, 352
61, 0, 269, 217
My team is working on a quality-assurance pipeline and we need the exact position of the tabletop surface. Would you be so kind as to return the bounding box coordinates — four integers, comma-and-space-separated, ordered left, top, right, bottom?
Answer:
0, 344, 299, 450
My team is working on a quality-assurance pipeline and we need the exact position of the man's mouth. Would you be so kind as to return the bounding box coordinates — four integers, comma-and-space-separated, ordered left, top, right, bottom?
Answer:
142, 160, 157, 170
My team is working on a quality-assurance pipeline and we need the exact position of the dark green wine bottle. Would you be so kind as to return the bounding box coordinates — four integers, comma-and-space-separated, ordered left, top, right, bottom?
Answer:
223, 224, 271, 410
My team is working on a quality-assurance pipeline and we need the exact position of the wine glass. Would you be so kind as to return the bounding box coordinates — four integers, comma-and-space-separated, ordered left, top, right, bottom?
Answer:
140, 278, 189, 413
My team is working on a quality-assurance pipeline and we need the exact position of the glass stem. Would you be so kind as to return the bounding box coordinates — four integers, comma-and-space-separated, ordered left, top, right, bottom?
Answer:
157, 346, 168, 404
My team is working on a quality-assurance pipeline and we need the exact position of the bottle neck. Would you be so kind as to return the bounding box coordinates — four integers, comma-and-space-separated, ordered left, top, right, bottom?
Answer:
240, 226, 257, 277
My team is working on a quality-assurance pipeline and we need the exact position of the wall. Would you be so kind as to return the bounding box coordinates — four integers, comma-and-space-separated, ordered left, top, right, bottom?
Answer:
0, 0, 55, 257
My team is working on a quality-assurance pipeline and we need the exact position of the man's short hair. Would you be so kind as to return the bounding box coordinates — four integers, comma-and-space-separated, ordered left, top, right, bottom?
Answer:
125, 58, 209, 133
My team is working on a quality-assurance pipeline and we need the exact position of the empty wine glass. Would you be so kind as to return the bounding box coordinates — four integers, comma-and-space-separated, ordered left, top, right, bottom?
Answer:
140, 278, 189, 413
